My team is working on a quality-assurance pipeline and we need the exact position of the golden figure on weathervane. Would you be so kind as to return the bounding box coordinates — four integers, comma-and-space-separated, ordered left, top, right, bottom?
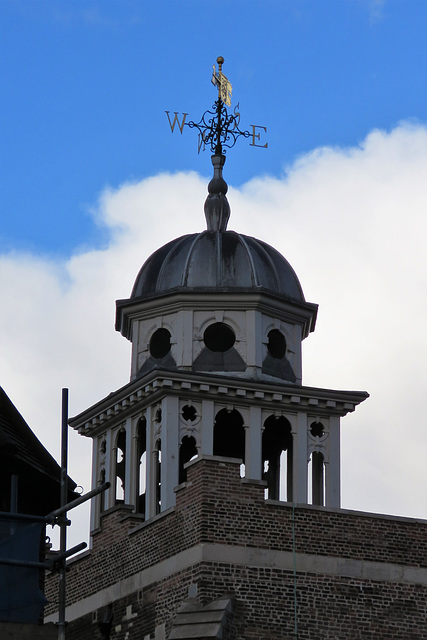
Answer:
211, 56, 233, 107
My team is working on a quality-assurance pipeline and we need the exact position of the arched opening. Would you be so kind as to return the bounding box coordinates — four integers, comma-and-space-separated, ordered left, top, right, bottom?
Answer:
213, 409, 245, 475
115, 429, 126, 504
262, 416, 293, 501
308, 451, 325, 506
154, 439, 161, 515
179, 435, 198, 484
136, 418, 147, 516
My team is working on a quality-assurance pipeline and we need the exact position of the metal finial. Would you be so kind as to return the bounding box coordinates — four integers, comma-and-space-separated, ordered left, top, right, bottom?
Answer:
204, 154, 230, 232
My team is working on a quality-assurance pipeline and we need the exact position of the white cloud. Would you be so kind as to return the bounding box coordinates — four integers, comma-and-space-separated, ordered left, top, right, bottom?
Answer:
1, 121, 426, 547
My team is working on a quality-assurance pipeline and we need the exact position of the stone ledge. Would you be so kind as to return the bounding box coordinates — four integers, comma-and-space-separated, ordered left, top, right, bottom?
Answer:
45, 541, 427, 624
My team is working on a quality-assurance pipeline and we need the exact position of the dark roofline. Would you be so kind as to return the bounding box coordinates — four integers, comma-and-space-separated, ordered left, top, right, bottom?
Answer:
0, 387, 77, 492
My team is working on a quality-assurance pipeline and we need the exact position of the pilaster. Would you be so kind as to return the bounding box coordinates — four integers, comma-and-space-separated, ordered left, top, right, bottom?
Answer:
161, 396, 179, 511
326, 415, 340, 508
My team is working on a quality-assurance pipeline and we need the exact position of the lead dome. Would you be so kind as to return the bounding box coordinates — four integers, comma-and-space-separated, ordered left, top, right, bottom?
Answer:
130, 230, 305, 302
115, 154, 318, 348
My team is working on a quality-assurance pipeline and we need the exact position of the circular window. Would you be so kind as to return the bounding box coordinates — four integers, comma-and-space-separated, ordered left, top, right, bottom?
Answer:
310, 422, 325, 438
203, 323, 236, 352
149, 328, 171, 359
267, 329, 286, 359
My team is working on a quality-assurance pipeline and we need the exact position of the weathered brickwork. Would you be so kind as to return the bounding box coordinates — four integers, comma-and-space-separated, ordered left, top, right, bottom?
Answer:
45, 457, 427, 639
198, 565, 427, 639
53, 563, 427, 640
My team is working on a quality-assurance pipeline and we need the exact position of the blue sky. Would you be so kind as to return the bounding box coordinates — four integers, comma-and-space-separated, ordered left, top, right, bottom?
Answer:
1, 0, 426, 255
1, 1, 426, 547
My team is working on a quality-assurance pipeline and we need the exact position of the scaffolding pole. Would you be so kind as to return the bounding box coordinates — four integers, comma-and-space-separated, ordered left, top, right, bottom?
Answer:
58, 388, 68, 640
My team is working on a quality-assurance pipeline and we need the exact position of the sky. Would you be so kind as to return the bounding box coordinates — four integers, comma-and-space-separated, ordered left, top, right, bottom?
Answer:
1, 0, 426, 549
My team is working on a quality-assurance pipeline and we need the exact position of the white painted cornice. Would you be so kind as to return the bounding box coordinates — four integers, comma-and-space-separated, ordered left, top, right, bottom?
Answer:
69, 369, 368, 437
116, 289, 318, 340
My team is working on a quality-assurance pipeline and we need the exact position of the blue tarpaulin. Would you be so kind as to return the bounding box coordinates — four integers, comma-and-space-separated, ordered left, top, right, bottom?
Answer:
0, 517, 47, 623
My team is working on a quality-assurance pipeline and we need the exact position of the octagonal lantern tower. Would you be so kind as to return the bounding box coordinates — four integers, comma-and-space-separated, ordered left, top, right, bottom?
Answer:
70, 146, 368, 533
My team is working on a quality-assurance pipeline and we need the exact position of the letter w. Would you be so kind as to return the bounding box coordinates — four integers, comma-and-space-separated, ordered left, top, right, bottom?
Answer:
165, 111, 188, 134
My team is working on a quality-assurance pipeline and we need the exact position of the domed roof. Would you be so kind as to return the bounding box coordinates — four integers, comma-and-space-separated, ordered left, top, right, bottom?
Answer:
116, 155, 317, 340
131, 230, 305, 302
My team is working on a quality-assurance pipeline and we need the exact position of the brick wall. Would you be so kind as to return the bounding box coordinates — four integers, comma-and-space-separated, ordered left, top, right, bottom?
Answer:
54, 564, 427, 640
45, 456, 427, 639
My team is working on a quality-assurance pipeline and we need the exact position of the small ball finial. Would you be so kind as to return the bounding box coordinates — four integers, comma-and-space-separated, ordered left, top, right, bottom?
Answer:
217, 56, 224, 64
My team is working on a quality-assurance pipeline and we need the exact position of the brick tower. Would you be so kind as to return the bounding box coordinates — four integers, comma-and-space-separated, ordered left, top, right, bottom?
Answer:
45, 77, 427, 639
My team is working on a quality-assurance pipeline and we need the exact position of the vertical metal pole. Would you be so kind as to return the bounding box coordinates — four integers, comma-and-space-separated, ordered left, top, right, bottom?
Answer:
58, 388, 68, 640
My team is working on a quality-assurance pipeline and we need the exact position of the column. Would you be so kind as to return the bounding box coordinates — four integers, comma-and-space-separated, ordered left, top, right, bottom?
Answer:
124, 417, 133, 506
294, 411, 308, 503
201, 399, 214, 455
90, 437, 100, 532
145, 405, 155, 520
161, 396, 179, 511
180, 310, 193, 368
326, 415, 340, 508
246, 405, 262, 479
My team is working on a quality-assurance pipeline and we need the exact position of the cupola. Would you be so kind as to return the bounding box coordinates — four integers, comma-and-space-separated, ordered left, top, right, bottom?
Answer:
115, 154, 317, 387
69, 58, 368, 534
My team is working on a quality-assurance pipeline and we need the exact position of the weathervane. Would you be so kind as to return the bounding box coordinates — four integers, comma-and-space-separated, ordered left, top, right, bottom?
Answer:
165, 57, 267, 232
165, 56, 268, 156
